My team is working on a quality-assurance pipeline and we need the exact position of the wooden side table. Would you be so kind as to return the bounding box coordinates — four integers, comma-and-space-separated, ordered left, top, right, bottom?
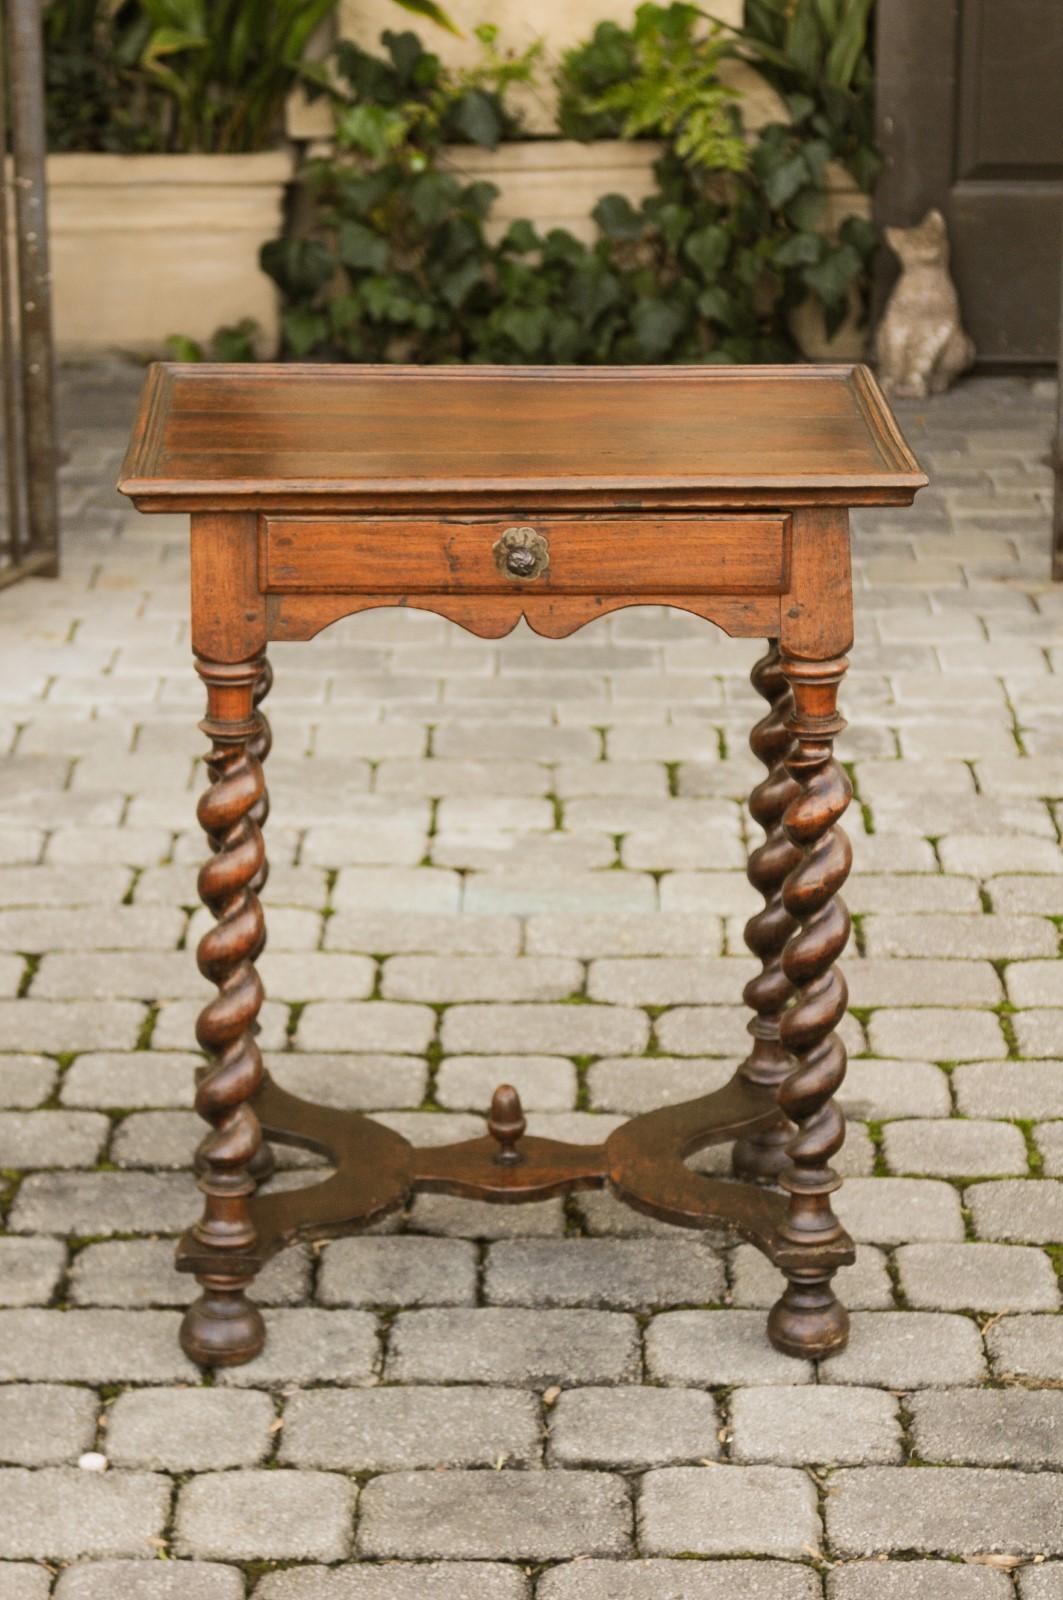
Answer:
120, 363, 926, 1369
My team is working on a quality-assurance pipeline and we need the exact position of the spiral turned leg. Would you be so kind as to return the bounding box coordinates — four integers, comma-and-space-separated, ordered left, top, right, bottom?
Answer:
733, 641, 803, 1183
767, 654, 854, 1360
181, 654, 270, 1368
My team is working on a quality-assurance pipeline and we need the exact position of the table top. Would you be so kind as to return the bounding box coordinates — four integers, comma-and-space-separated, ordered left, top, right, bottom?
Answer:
119, 362, 927, 512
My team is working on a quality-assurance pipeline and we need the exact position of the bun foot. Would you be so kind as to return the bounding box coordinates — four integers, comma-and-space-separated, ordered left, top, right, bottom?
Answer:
732, 1123, 792, 1183
180, 1275, 265, 1368
767, 1273, 849, 1360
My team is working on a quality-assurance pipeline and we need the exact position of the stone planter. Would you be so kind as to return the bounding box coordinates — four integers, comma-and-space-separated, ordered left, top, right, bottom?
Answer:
47, 151, 293, 356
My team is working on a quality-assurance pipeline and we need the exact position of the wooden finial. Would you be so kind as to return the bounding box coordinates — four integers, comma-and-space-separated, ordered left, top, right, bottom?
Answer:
488, 1084, 526, 1165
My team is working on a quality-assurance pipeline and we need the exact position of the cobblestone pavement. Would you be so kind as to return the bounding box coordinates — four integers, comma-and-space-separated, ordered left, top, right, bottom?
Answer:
0, 362, 1061, 1597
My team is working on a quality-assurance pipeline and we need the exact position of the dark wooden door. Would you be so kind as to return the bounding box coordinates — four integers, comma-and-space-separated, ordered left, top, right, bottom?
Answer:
876, 0, 1063, 364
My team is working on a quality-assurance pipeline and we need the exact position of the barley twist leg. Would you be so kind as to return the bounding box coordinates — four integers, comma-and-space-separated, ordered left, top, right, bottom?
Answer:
180, 653, 269, 1367
733, 640, 803, 1181
768, 653, 853, 1359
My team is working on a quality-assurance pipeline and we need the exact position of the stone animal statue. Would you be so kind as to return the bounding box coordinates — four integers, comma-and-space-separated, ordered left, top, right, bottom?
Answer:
875, 208, 975, 397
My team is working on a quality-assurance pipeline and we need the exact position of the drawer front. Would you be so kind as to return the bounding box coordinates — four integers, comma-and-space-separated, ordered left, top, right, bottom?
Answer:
261, 515, 791, 596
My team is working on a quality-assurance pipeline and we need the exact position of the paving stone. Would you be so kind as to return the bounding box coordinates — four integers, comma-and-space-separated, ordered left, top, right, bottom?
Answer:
864, 915, 1056, 960
827, 1465, 1063, 1557
730, 1385, 902, 1464
110, 1110, 200, 1168
358, 1470, 630, 1560
525, 912, 721, 957
69, 1237, 309, 1308
0, 1109, 110, 1168
317, 1237, 477, 1308
965, 1180, 1063, 1243
382, 956, 582, 1003
539, 1561, 820, 1600
281, 1386, 540, 1470
0, 1055, 57, 1108
991, 876, 1063, 914
820, 1312, 987, 1387
548, 1386, 719, 1468
0, 1310, 198, 1383
1033, 1121, 1063, 1175
215, 1310, 378, 1387
646, 1310, 813, 1386
826, 1561, 1012, 1599
175, 1470, 354, 1561
0, 1237, 67, 1307
256, 952, 377, 1001
151, 998, 286, 1053
484, 1238, 724, 1310
266, 1052, 426, 1111
575, 1188, 731, 1243
434, 831, 615, 875
835, 1178, 965, 1243
31, 951, 207, 1000
897, 1242, 1058, 1311
435, 1054, 575, 1111
1014, 1013, 1063, 1058
839, 1059, 952, 1120
301, 823, 427, 869
296, 1002, 436, 1054
987, 1315, 1063, 1381
845, 959, 1002, 1007
586, 1055, 737, 1112
60, 1052, 199, 1109
867, 1009, 1007, 1061
0, 1567, 51, 1600
387, 1308, 640, 1387
0, 1384, 99, 1465
332, 868, 461, 913
408, 1193, 565, 1238
1020, 1565, 1063, 1600
883, 1118, 1028, 1177
0, 1467, 171, 1560
586, 957, 754, 1006
1009, 963, 1063, 1006
730, 1244, 894, 1311
187, 904, 321, 951
253, 1566, 527, 1600
9, 1172, 193, 1236
954, 1061, 1063, 1118
938, 836, 1063, 876
105, 1387, 275, 1471
326, 910, 520, 956
910, 1388, 1063, 1468
0, 865, 132, 907
844, 876, 982, 913
463, 872, 657, 917
638, 1465, 819, 1558
440, 1003, 649, 1056
0, 1000, 145, 1052
53, 1563, 246, 1599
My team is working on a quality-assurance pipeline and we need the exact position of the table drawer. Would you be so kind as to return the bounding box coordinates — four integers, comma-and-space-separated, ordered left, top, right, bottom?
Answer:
261, 515, 791, 596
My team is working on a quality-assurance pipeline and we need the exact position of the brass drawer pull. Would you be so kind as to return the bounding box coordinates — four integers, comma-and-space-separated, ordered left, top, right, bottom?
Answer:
494, 526, 550, 582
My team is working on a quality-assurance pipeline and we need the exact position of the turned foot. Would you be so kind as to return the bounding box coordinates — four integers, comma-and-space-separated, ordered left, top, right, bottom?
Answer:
180, 1274, 265, 1368
767, 1271, 849, 1359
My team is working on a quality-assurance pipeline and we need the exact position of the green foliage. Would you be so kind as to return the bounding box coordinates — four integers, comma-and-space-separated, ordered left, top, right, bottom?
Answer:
260, 15, 876, 365
43, 0, 459, 152
718, 0, 881, 191
558, 4, 747, 173
165, 319, 261, 362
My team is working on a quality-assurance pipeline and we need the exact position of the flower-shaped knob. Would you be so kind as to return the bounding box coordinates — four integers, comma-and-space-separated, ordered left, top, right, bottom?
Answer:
494, 526, 550, 582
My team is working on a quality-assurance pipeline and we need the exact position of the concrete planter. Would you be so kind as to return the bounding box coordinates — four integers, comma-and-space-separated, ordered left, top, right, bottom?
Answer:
47, 151, 292, 355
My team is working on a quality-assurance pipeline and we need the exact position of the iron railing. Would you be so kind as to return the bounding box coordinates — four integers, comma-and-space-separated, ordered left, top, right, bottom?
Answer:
1, 0, 58, 587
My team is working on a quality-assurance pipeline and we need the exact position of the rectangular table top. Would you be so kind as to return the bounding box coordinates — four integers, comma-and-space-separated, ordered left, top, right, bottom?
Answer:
119, 362, 926, 512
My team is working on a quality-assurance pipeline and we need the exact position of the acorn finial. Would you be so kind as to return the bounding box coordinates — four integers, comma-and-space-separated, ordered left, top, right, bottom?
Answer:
488, 1083, 526, 1165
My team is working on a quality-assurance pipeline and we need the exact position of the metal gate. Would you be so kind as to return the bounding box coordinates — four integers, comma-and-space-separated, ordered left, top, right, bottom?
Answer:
1, 0, 58, 587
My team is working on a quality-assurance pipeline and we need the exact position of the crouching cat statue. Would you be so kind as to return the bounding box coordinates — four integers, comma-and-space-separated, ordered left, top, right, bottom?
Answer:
876, 209, 975, 397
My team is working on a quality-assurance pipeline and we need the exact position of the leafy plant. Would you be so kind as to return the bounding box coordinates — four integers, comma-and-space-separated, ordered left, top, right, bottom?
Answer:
557, 4, 747, 172
43, 0, 460, 152
716, 0, 880, 191
165, 320, 261, 362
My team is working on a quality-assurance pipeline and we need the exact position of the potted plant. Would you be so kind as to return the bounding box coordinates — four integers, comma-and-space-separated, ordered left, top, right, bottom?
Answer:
44, 0, 456, 354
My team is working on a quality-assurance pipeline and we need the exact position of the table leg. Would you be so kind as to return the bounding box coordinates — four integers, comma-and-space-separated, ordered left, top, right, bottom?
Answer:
733, 641, 802, 1182
768, 652, 854, 1359
180, 652, 269, 1367
246, 657, 275, 1186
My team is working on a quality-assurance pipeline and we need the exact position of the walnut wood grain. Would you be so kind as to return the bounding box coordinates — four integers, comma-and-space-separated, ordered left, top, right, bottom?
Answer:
120, 363, 927, 512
